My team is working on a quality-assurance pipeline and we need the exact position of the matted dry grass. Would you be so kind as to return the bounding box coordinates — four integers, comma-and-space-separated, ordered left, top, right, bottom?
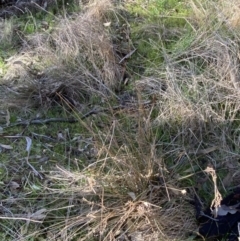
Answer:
1, 0, 123, 108
0, 0, 240, 240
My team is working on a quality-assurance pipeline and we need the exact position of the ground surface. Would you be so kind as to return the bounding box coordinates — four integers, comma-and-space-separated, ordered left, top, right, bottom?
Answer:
0, 0, 240, 240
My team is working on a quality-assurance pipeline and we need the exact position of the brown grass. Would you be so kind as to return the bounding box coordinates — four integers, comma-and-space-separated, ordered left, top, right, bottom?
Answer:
1, 0, 123, 108
1, 0, 240, 240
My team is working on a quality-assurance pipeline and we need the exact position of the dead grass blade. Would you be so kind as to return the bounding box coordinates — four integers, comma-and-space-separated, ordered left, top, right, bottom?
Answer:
204, 166, 222, 217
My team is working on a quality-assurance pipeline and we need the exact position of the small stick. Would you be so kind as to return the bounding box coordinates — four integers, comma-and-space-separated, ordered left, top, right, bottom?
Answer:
119, 48, 137, 64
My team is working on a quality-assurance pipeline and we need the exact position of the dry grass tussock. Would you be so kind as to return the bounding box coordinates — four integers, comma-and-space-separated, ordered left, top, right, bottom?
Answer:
138, 0, 240, 140
25, 117, 196, 241
1, 0, 122, 108
0, 114, 197, 241
142, 33, 240, 125
136, 0, 240, 197
190, 0, 240, 30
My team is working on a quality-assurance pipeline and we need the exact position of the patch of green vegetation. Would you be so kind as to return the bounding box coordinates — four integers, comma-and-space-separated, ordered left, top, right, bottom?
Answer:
1, 108, 94, 176
19, 0, 82, 34
152, 124, 172, 144
0, 105, 100, 238
16, 11, 54, 35
0, 0, 82, 71
126, 0, 188, 19
167, 30, 195, 53
124, 0, 193, 75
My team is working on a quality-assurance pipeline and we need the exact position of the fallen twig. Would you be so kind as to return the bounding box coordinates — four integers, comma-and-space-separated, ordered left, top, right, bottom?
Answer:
5, 108, 99, 127
119, 48, 137, 64
4, 102, 152, 128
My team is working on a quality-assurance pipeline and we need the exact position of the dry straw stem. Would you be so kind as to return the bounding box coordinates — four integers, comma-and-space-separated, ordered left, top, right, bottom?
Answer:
204, 166, 222, 217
